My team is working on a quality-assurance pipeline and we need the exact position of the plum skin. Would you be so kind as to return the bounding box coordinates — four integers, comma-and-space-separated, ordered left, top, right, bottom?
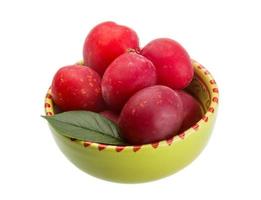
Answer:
100, 110, 119, 124
118, 85, 183, 145
51, 65, 104, 112
177, 90, 202, 132
83, 21, 139, 75
141, 38, 194, 90
101, 52, 157, 111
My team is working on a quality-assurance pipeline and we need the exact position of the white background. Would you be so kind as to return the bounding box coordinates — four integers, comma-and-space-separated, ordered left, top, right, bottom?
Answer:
0, 0, 260, 199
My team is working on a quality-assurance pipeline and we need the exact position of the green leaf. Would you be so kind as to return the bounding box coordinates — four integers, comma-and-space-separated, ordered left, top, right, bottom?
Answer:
42, 111, 126, 145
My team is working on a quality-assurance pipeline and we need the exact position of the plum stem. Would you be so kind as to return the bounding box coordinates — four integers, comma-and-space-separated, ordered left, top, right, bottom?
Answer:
126, 48, 141, 54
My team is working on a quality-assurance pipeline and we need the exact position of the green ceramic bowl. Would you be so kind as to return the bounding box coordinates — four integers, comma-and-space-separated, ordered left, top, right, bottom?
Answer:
44, 60, 219, 183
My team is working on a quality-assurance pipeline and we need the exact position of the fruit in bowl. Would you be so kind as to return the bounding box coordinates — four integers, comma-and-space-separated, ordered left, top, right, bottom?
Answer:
177, 90, 203, 132
141, 38, 194, 90
51, 65, 105, 112
43, 21, 219, 183
101, 52, 157, 111
83, 21, 139, 75
119, 85, 183, 144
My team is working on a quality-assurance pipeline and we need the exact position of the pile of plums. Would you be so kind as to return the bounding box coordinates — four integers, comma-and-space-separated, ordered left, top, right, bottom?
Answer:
51, 21, 202, 145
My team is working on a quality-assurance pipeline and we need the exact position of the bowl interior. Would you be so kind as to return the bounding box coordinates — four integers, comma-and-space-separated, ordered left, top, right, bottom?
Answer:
186, 73, 210, 113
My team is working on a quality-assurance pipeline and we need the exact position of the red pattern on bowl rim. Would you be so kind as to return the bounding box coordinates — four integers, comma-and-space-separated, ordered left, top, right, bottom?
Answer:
44, 60, 219, 152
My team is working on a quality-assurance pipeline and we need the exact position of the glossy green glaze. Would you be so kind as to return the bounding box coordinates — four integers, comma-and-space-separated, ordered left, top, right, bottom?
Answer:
44, 60, 219, 183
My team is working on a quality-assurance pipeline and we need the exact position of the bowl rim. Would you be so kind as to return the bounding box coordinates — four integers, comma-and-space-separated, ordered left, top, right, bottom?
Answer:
44, 59, 219, 152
